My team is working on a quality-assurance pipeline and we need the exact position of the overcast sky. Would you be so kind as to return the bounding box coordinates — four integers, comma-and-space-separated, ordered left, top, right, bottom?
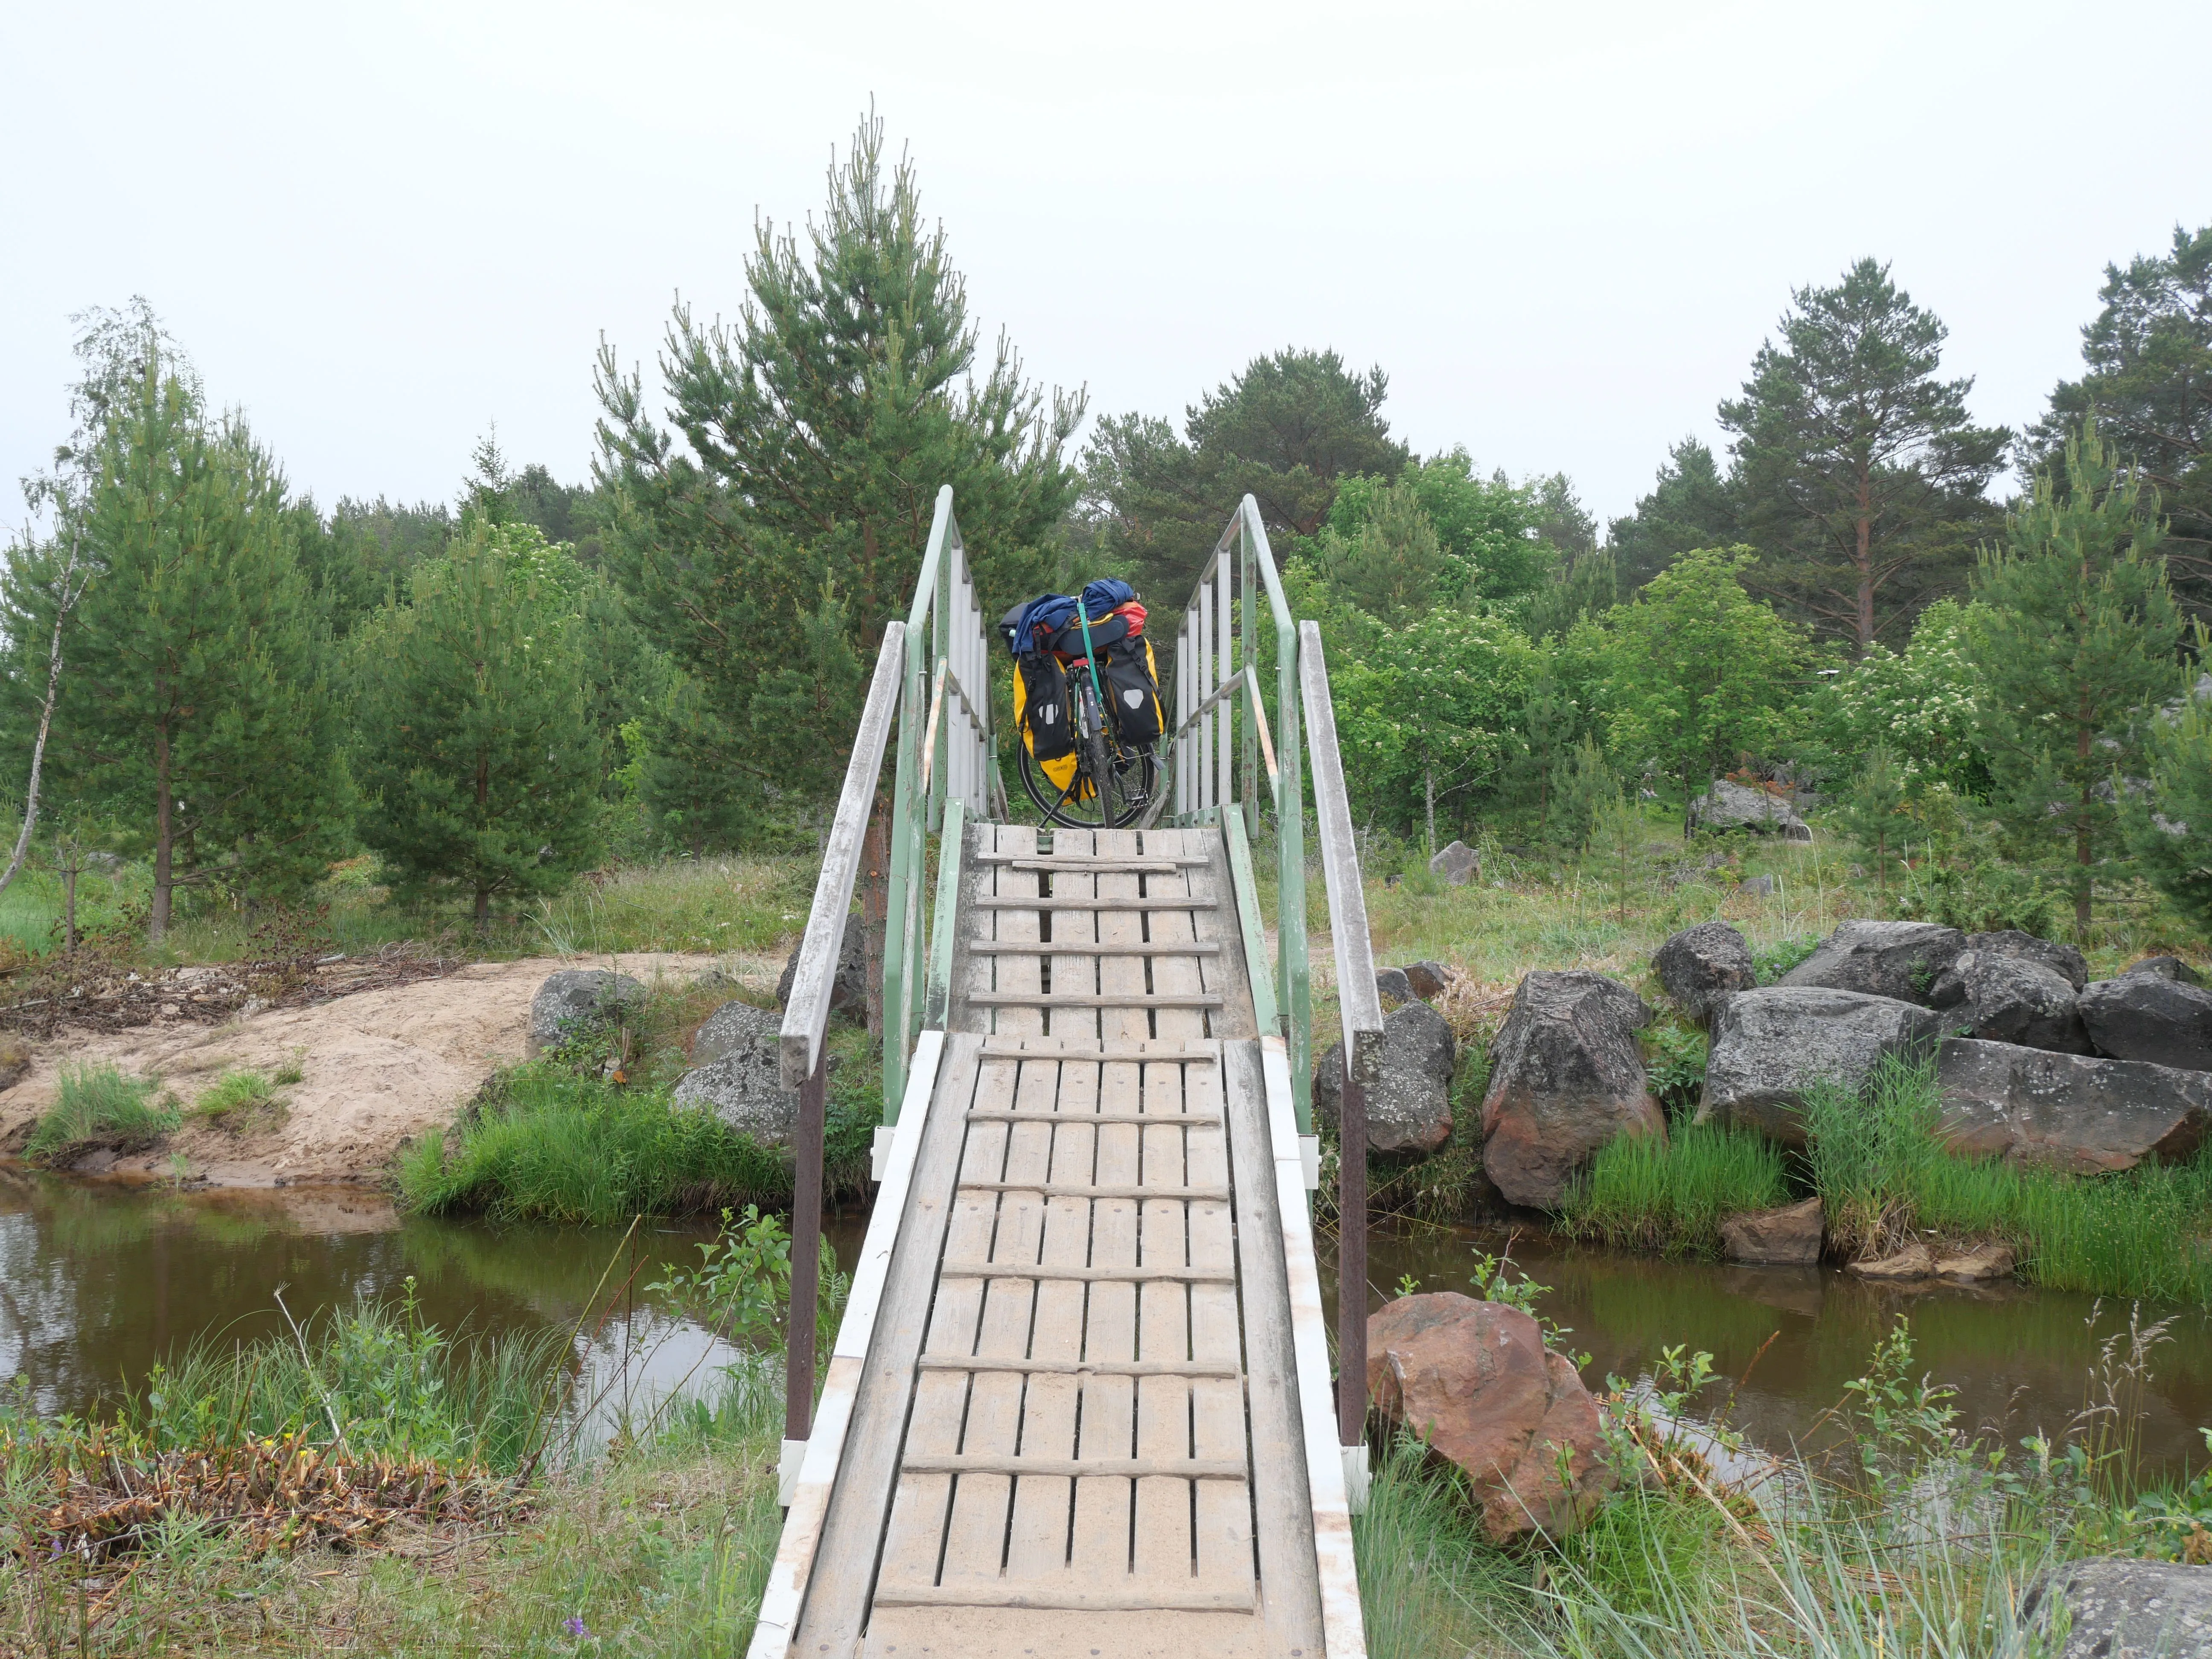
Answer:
5, 0, 2208, 539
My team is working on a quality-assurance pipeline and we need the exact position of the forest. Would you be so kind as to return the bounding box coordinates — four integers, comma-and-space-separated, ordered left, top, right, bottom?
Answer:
4, 115, 2207, 964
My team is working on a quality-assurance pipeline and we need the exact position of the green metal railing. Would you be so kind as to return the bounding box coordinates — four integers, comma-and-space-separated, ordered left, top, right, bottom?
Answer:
880, 486, 1002, 1125
1161, 496, 1316, 1132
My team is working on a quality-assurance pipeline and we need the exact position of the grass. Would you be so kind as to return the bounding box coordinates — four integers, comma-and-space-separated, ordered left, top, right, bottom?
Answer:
1557, 1121, 1790, 1255
23, 1062, 180, 1164
0, 1293, 789, 1656
1345, 1304, 2210, 1659
185, 1066, 287, 1130
1564, 1052, 2212, 1300
396, 1025, 880, 1224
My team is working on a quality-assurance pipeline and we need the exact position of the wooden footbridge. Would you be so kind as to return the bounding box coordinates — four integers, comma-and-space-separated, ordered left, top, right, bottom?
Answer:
748, 493, 1385, 1659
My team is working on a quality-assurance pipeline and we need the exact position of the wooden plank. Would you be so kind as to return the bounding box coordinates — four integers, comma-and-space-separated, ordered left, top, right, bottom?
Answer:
981, 1036, 1219, 1060
955, 1181, 1229, 1201
966, 940, 1222, 956
1222, 1039, 1326, 1653
786, 1031, 983, 1655
1070, 1051, 1141, 1594
939, 1260, 1236, 1284
908, 1453, 1246, 1481
936, 1061, 1051, 1594
873, 1584, 1257, 1613
915, 1355, 1240, 1379
1186, 1049, 1255, 1609
1194, 822, 1260, 1042
866, 1052, 1009, 1609
975, 895, 1220, 911
1001, 1069, 1095, 1585
966, 1109, 1223, 1127
966, 991, 1224, 1008
780, 622, 906, 1087
985, 824, 1043, 1040
976, 853, 1211, 868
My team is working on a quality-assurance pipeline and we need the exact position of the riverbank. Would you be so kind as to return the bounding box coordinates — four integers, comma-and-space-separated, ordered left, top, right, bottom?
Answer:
0, 951, 751, 1187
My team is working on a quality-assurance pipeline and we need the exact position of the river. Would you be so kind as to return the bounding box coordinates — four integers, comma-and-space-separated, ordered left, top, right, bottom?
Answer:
3, 1169, 2207, 1476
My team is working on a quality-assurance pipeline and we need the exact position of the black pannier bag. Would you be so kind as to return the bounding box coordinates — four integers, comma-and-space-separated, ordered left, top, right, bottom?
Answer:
1013, 651, 1077, 763
1099, 637, 1164, 749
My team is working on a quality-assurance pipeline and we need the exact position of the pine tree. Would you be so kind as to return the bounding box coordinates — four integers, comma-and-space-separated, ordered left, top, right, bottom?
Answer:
1313, 479, 1444, 623
1835, 742, 1911, 892
352, 521, 606, 929
1605, 437, 1741, 592
1720, 260, 2009, 652
1971, 425, 2184, 937
15, 345, 350, 940
1545, 734, 1612, 853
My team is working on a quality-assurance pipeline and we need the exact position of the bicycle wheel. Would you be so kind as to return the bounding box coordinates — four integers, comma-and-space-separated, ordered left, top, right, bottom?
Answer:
1016, 681, 1158, 829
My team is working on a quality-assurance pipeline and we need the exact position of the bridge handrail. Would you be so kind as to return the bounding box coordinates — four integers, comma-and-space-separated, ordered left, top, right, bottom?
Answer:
1167, 497, 1316, 1130
774, 619, 907, 1454
1167, 506, 1383, 1466
881, 486, 1001, 1121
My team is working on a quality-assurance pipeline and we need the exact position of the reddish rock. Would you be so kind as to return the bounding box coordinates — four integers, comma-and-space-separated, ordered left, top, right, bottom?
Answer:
1365, 1293, 1614, 1541
1720, 1196, 1824, 1264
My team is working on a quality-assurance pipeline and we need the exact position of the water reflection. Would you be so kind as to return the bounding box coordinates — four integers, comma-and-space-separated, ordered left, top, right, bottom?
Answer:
1351, 1225, 2212, 1477
0, 1167, 870, 1427
6, 1169, 2206, 1479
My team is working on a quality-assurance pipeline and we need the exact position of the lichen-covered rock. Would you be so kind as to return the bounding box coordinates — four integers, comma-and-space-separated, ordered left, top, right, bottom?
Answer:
1480, 971, 1661, 1208
2123, 955, 2204, 987
1936, 1038, 2212, 1173
1653, 922, 1757, 1026
1942, 953, 2091, 1053
1697, 987, 1945, 1147
1720, 1196, 1823, 1265
2078, 974, 2212, 1073
1779, 920, 1965, 1005
690, 999, 780, 1068
1365, 1293, 1613, 1541
1316, 1001, 1457, 1156
672, 1046, 800, 1146
527, 970, 648, 1057
2022, 1556, 2212, 1659
1375, 967, 1415, 1007
1687, 778, 1811, 841
1962, 929, 2090, 992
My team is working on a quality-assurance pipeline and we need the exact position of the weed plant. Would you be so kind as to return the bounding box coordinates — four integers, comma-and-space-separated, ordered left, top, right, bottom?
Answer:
186, 1066, 285, 1128
1558, 1123, 1790, 1255
23, 1063, 179, 1164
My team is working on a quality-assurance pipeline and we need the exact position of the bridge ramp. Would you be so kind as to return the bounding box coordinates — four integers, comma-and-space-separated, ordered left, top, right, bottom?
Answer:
773, 823, 1352, 1657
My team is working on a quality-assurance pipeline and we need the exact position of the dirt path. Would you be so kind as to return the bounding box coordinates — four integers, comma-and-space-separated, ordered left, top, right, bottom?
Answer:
0, 951, 771, 1187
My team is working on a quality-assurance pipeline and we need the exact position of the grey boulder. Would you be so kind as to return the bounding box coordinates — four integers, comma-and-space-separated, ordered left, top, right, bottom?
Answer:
1480, 971, 1662, 1208
1964, 929, 2090, 991
1687, 778, 1811, 841
1697, 987, 1945, 1147
690, 999, 781, 1068
777, 911, 868, 1016
1429, 839, 1480, 886
2125, 955, 2204, 987
1940, 953, 2091, 1053
528, 969, 648, 1057
1937, 1038, 2212, 1174
1779, 920, 1965, 1005
673, 1045, 801, 1146
1653, 922, 1757, 1026
2078, 974, 2212, 1072
1316, 1000, 1458, 1157
2022, 1557, 2212, 1659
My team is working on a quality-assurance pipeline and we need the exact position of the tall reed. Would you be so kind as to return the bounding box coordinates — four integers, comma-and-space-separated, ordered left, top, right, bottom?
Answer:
1557, 1122, 1789, 1255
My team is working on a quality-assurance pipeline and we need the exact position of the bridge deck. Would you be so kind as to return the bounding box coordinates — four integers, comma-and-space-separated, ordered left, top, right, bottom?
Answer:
759, 824, 1358, 1658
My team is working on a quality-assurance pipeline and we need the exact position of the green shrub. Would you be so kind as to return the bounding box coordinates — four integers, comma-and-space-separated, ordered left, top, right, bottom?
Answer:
1557, 1122, 1788, 1256
1750, 933, 1820, 982
24, 1063, 179, 1164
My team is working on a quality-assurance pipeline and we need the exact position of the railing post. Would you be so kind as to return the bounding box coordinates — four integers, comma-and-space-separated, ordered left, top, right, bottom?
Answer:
785, 1055, 827, 1445
1336, 1073, 1368, 1448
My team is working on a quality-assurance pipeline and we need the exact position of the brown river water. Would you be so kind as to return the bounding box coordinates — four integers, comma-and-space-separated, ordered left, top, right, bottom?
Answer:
4, 1170, 2208, 1477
